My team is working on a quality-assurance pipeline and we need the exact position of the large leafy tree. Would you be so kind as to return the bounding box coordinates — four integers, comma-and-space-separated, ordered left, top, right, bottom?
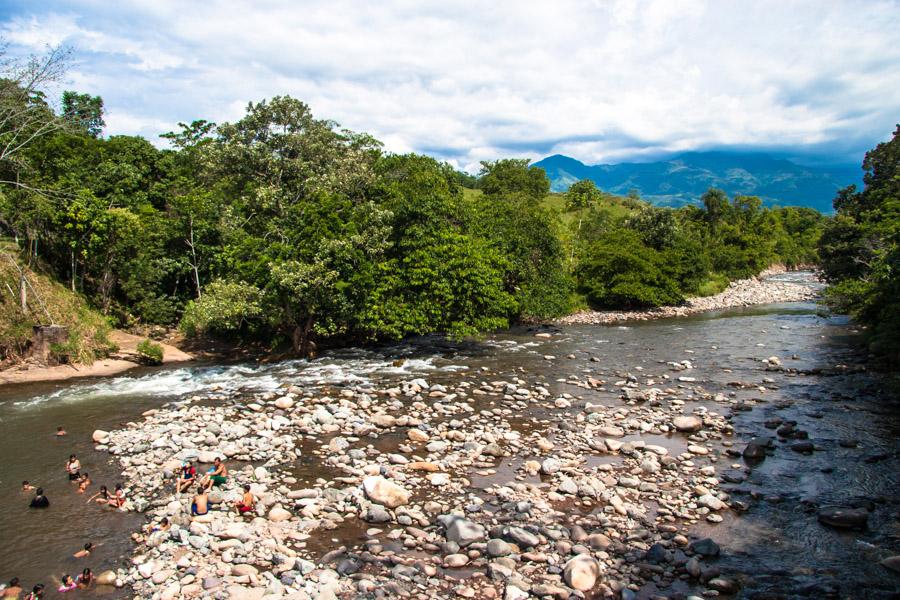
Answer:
61, 91, 105, 138
819, 125, 900, 363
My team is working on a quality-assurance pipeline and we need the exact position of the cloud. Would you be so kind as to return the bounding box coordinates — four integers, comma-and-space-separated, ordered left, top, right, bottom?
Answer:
1, 0, 898, 170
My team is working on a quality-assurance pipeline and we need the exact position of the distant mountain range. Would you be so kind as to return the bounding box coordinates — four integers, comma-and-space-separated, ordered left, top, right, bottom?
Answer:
532, 151, 863, 213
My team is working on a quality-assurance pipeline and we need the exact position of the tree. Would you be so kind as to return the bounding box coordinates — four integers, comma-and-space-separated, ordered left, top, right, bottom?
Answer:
478, 159, 549, 202
565, 179, 602, 211
819, 125, 900, 363
0, 41, 71, 187
61, 91, 104, 137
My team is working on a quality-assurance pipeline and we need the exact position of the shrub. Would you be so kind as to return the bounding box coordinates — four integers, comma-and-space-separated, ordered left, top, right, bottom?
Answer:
136, 338, 164, 365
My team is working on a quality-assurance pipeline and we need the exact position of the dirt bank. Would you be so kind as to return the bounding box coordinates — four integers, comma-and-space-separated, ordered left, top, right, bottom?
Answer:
0, 330, 193, 386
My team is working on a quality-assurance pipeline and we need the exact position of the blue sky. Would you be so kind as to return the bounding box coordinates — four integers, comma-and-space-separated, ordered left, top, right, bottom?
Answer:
1, 0, 898, 171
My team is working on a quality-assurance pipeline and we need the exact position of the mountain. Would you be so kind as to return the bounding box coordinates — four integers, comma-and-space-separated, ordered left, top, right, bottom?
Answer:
532, 151, 862, 213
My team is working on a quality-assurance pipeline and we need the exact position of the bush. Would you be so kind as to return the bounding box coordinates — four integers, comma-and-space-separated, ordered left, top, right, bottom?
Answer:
136, 338, 164, 365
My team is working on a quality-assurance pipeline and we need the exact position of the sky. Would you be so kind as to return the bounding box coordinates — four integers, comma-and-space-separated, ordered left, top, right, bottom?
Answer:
1, 0, 898, 172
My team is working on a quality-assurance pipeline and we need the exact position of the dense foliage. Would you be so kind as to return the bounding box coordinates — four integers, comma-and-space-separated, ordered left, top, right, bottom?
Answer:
569, 184, 825, 308
0, 45, 833, 359
819, 126, 900, 364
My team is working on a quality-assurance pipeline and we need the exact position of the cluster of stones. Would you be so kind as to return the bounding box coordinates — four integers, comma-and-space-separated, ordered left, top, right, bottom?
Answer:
90, 348, 811, 599
558, 274, 819, 326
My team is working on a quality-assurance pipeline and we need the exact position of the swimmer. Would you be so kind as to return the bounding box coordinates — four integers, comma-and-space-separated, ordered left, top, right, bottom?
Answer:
2, 578, 22, 598
191, 486, 208, 516
21, 481, 34, 492
23, 583, 44, 600
65, 455, 81, 481
73, 542, 94, 558
86, 485, 109, 505
77, 473, 91, 493
75, 569, 93, 589
56, 575, 76, 593
29, 488, 49, 509
56, 426, 67, 436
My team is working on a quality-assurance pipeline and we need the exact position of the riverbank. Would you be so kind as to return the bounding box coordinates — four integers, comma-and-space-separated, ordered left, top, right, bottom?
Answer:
557, 268, 820, 326
0, 331, 193, 385
4, 305, 898, 598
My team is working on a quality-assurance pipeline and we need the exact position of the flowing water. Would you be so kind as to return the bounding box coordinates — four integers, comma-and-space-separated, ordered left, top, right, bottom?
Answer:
1, 273, 898, 598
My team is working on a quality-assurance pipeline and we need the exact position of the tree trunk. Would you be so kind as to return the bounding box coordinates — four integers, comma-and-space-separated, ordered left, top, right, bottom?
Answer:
70, 249, 76, 292
187, 215, 201, 299
292, 315, 315, 357
19, 272, 27, 312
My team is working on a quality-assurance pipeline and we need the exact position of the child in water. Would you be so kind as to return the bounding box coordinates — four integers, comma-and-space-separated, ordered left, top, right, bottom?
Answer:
57, 575, 76, 593
86, 485, 109, 505
75, 569, 93, 589
24, 583, 44, 599
77, 473, 91, 493
21, 481, 34, 491
73, 542, 94, 558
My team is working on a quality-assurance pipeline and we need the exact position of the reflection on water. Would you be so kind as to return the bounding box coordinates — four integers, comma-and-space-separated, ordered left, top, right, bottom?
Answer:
0, 284, 897, 597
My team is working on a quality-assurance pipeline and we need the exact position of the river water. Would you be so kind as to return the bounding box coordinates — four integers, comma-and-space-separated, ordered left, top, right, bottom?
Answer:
1, 274, 898, 598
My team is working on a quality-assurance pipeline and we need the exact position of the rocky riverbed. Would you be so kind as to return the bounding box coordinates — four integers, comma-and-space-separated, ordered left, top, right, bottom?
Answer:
94, 366, 747, 599
557, 269, 820, 326
9, 286, 896, 600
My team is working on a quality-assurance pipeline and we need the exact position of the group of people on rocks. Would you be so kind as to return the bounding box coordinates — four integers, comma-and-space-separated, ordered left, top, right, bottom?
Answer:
174, 456, 256, 516
5, 427, 119, 597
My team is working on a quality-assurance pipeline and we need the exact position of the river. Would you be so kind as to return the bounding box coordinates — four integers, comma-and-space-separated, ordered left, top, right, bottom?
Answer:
1, 275, 898, 598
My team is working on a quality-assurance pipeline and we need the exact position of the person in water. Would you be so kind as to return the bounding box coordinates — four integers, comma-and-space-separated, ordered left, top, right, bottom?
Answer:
2, 578, 22, 597
110, 483, 126, 508
235, 484, 256, 515
177, 461, 196, 494
23, 583, 43, 599
57, 575, 76, 593
86, 485, 109, 505
203, 457, 228, 491
75, 569, 92, 589
56, 426, 67, 436
65, 455, 81, 481
191, 486, 209, 516
73, 542, 94, 558
77, 473, 91, 493
29, 488, 49, 508
21, 481, 34, 491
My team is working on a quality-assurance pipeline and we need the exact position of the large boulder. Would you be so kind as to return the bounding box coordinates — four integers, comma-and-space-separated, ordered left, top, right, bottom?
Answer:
563, 555, 602, 591
673, 415, 703, 433
818, 506, 869, 529
92, 429, 110, 443
268, 505, 292, 522
362, 476, 410, 508
95, 570, 117, 585
441, 515, 486, 547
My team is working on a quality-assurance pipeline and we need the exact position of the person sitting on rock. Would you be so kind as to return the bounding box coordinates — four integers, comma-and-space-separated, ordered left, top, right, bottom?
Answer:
109, 483, 126, 508
151, 517, 170, 532
29, 488, 50, 508
202, 457, 228, 491
235, 484, 255, 515
191, 486, 209, 516
176, 461, 196, 494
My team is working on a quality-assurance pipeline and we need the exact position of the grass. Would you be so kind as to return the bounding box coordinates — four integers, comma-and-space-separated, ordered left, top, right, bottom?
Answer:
694, 272, 731, 297
0, 243, 117, 365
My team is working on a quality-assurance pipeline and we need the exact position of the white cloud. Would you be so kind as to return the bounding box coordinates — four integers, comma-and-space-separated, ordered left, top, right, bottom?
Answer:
1, 0, 898, 168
